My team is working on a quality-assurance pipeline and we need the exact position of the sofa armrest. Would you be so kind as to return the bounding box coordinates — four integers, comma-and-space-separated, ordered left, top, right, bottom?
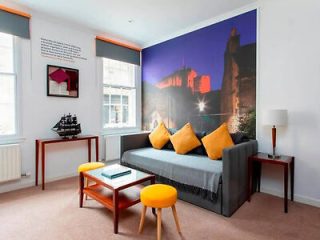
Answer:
222, 140, 258, 217
120, 132, 150, 161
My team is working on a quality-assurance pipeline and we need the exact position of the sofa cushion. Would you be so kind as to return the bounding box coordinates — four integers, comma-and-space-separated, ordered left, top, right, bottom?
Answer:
230, 132, 250, 144
189, 131, 207, 155
122, 147, 222, 194
163, 128, 178, 150
202, 123, 234, 160
170, 123, 201, 154
148, 122, 170, 149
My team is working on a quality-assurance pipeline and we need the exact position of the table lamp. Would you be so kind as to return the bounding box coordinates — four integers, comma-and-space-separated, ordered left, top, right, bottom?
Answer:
262, 109, 288, 159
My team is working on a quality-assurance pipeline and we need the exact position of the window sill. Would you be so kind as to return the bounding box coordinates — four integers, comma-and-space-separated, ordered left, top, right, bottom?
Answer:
101, 127, 143, 136
0, 136, 26, 145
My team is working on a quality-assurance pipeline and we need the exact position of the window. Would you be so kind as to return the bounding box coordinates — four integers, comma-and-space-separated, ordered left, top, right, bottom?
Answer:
0, 32, 16, 136
103, 58, 137, 129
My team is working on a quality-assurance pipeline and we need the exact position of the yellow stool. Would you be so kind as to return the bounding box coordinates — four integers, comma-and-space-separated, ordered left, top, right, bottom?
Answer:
78, 162, 105, 199
139, 184, 181, 240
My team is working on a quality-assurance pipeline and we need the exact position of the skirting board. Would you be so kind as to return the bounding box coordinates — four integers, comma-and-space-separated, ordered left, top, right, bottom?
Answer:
0, 160, 110, 194
0, 172, 78, 194
261, 187, 320, 208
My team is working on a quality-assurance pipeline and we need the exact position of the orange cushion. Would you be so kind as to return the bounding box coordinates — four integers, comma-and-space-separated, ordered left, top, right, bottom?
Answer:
201, 123, 234, 160
169, 123, 201, 154
140, 184, 177, 208
149, 122, 170, 149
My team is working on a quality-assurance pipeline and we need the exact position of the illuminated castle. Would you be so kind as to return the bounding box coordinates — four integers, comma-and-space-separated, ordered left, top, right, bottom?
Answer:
156, 67, 211, 94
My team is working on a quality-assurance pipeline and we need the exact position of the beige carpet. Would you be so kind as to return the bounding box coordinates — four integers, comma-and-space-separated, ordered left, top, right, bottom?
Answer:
0, 177, 319, 240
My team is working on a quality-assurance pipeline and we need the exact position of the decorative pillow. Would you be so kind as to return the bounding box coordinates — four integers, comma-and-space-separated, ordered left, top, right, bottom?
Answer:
189, 131, 207, 155
169, 123, 201, 154
201, 123, 234, 160
148, 122, 170, 149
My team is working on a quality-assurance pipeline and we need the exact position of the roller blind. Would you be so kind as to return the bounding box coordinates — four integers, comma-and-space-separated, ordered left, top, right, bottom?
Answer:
96, 38, 140, 66
0, 7, 30, 39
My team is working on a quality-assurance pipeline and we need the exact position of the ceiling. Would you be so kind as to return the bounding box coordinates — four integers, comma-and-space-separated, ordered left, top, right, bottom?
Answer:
11, 0, 256, 47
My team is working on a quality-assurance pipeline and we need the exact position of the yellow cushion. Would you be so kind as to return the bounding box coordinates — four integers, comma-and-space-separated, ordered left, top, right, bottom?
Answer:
77, 162, 105, 173
201, 123, 234, 160
149, 122, 170, 149
140, 184, 177, 208
169, 123, 201, 154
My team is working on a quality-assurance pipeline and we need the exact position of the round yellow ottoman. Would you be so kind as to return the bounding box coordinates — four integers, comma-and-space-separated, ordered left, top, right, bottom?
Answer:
77, 162, 105, 173
139, 184, 181, 240
78, 162, 105, 200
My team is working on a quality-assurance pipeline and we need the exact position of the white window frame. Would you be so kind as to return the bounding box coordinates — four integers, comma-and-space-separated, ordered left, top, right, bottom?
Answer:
0, 33, 21, 142
100, 58, 141, 135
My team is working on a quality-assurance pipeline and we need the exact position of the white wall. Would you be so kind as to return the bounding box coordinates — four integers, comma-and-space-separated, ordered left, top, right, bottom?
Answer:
257, 0, 320, 206
0, 3, 105, 193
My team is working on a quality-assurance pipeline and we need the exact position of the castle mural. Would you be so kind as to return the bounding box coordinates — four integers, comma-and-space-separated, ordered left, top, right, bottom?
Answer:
142, 10, 257, 138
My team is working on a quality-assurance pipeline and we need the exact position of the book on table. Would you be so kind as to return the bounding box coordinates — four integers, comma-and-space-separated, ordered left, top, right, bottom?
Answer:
101, 165, 132, 179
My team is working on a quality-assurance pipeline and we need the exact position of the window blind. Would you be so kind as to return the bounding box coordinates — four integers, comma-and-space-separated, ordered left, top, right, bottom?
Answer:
0, 6, 30, 39
96, 37, 141, 66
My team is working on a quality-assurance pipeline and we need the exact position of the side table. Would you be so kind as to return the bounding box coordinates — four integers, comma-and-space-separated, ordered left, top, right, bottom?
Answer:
35, 135, 99, 190
247, 152, 294, 213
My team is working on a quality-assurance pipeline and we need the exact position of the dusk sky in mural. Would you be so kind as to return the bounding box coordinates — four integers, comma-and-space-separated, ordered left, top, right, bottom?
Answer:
142, 10, 256, 90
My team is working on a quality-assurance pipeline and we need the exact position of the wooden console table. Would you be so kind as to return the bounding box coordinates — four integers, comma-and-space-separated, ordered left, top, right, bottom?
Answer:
35, 135, 99, 190
247, 152, 294, 213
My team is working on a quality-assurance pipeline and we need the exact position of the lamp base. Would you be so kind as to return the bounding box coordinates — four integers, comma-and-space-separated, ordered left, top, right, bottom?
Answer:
268, 154, 280, 159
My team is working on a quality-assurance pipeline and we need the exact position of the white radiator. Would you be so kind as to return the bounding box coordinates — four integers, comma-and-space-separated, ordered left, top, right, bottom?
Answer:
105, 135, 120, 161
0, 144, 21, 183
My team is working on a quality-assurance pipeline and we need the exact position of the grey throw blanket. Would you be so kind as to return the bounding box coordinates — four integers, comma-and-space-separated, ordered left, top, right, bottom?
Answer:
122, 148, 222, 194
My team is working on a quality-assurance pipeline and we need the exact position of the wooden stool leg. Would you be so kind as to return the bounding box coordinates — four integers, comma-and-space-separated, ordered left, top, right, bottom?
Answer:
171, 205, 181, 233
157, 208, 162, 240
139, 205, 147, 233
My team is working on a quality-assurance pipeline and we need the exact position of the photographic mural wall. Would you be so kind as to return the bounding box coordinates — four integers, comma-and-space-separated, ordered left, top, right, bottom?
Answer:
142, 10, 257, 138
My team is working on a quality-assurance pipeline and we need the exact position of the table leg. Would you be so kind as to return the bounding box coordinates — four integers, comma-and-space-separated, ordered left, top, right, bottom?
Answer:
247, 157, 252, 202
88, 139, 92, 162
95, 137, 99, 162
79, 172, 84, 208
113, 190, 119, 234
291, 157, 295, 201
35, 140, 39, 186
41, 143, 45, 190
284, 164, 288, 213
257, 162, 261, 192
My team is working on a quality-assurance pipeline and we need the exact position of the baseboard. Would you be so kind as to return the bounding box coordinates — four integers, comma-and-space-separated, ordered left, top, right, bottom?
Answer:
260, 187, 320, 208
0, 173, 78, 194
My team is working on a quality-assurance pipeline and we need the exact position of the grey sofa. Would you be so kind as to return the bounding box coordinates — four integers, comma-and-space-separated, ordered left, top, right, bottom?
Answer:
120, 132, 258, 217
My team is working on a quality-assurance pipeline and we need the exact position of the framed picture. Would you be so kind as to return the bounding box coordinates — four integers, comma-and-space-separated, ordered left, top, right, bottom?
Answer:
47, 65, 79, 98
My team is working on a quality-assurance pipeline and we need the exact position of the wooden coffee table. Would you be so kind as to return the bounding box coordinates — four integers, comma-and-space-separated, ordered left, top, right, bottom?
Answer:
79, 164, 155, 234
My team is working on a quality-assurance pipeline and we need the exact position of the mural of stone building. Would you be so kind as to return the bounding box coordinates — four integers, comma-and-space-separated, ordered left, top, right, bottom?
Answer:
142, 10, 256, 136
220, 28, 256, 133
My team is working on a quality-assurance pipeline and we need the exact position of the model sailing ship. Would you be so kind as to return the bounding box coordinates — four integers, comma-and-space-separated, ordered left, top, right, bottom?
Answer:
52, 113, 81, 138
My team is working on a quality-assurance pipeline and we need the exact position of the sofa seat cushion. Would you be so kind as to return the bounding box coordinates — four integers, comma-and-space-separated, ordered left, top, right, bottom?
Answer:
122, 147, 222, 194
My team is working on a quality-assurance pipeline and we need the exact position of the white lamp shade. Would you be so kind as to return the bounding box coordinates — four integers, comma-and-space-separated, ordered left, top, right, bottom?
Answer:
262, 109, 288, 126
